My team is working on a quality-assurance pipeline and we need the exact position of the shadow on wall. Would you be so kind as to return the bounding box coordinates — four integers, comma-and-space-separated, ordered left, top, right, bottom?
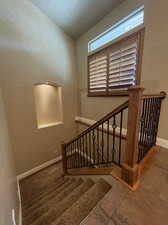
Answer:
0, 88, 19, 225
0, 36, 77, 175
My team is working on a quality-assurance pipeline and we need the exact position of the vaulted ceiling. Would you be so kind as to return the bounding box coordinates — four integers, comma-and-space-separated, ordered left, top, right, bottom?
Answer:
30, 0, 125, 39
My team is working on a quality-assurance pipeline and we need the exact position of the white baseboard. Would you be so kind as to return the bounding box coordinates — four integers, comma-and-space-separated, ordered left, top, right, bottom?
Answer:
72, 148, 94, 164
16, 148, 93, 182
157, 138, 168, 149
17, 156, 62, 181
17, 181, 22, 225
76, 116, 168, 150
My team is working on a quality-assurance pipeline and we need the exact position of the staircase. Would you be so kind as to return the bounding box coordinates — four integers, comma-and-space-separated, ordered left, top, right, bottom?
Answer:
20, 86, 167, 225
61, 86, 166, 188
21, 164, 111, 225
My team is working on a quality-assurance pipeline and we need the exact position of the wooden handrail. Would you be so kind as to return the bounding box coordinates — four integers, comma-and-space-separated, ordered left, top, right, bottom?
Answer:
75, 117, 126, 140
66, 100, 129, 145
142, 91, 166, 99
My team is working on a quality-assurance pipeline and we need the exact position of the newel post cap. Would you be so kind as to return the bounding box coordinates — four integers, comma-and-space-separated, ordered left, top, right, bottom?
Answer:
128, 85, 145, 92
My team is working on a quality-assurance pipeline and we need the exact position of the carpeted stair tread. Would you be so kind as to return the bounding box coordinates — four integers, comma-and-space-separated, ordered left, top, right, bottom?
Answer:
23, 177, 71, 212
23, 178, 83, 223
51, 178, 111, 225
21, 175, 63, 202
23, 178, 77, 217
22, 176, 68, 209
20, 162, 63, 201
29, 179, 95, 225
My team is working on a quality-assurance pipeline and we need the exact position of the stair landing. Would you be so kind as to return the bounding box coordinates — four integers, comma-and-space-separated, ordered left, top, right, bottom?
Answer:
81, 147, 168, 225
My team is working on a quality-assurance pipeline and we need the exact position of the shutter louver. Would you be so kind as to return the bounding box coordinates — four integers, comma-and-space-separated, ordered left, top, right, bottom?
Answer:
108, 42, 137, 90
88, 29, 144, 96
89, 55, 107, 93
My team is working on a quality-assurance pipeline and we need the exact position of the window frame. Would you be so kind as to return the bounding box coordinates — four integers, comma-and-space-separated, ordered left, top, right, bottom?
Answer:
88, 6, 144, 53
87, 28, 145, 97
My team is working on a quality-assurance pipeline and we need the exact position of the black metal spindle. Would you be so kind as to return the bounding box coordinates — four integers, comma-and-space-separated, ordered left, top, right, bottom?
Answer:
85, 134, 88, 167
96, 127, 99, 165
82, 135, 85, 167
107, 120, 109, 163
101, 123, 104, 163
79, 137, 82, 168
77, 139, 80, 168
89, 132, 92, 166
92, 130, 96, 164
112, 116, 116, 162
138, 96, 163, 162
119, 111, 123, 166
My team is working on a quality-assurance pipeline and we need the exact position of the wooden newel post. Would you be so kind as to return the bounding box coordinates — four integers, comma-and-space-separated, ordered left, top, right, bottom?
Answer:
61, 142, 67, 175
122, 86, 145, 187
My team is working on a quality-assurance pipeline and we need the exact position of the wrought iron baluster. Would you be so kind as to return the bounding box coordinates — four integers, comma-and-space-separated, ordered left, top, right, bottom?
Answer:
71, 142, 74, 168
139, 98, 146, 162
150, 98, 156, 146
85, 134, 89, 167
92, 130, 96, 165
112, 116, 116, 162
101, 123, 104, 163
96, 127, 99, 165
82, 135, 85, 167
107, 120, 109, 163
145, 98, 152, 155
77, 139, 80, 168
74, 141, 76, 168
66, 145, 69, 169
138, 96, 163, 162
70, 144, 72, 169
154, 98, 162, 143
119, 111, 123, 166
79, 137, 82, 168
142, 98, 149, 158
89, 132, 92, 166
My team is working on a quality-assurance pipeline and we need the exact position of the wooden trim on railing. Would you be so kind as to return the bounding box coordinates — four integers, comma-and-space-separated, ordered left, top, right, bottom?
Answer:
138, 145, 160, 178
66, 100, 128, 145
67, 166, 114, 175
75, 117, 126, 140
122, 86, 144, 186
126, 86, 144, 167
142, 91, 166, 99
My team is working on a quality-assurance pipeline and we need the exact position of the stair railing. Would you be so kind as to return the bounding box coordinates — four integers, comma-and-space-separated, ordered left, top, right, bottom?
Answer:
121, 87, 166, 186
62, 100, 129, 173
62, 86, 166, 187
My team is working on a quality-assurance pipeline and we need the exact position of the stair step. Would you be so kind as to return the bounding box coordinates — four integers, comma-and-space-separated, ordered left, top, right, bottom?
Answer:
20, 164, 63, 201
51, 179, 111, 225
23, 178, 76, 217
22, 176, 67, 208
29, 179, 95, 225
23, 178, 83, 224
23, 177, 71, 211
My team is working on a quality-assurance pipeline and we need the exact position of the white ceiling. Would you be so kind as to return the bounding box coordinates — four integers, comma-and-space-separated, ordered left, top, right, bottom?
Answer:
30, 0, 125, 39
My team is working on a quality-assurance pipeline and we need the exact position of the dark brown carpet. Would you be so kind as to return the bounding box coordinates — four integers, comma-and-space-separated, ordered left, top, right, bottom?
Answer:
20, 161, 112, 225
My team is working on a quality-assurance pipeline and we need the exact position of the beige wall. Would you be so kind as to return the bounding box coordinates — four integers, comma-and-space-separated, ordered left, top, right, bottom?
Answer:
76, 0, 168, 140
0, 0, 78, 174
0, 88, 19, 225
34, 84, 63, 129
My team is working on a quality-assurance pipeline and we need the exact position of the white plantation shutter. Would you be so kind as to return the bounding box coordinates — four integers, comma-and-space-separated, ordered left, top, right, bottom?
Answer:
89, 55, 108, 93
108, 42, 137, 90
88, 29, 144, 96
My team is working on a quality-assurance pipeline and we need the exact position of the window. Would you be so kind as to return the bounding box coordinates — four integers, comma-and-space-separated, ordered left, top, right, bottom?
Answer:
88, 29, 145, 96
34, 83, 63, 129
88, 6, 144, 52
